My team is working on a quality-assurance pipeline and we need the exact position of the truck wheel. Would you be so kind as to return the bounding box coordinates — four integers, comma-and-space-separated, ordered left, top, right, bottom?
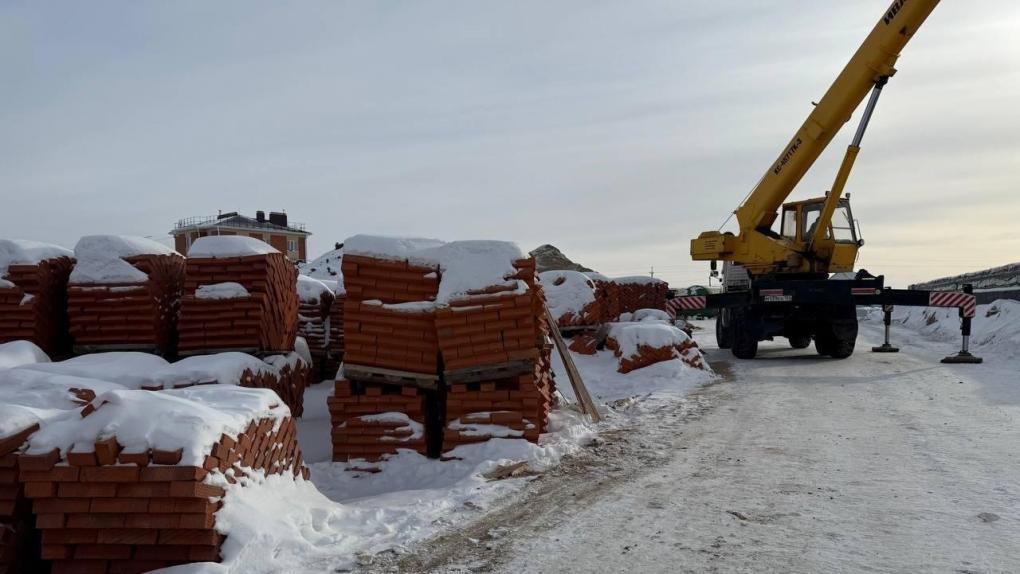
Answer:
815, 331, 835, 356
788, 335, 811, 349
716, 309, 733, 349
828, 324, 857, 359
730, 310, 758, 360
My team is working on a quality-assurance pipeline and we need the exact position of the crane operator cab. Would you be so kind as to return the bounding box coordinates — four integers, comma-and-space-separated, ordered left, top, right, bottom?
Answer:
780, 195, 863, 274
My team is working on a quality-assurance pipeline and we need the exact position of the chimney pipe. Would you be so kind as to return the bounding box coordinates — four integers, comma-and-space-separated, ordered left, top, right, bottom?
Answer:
256, 210, 265, 223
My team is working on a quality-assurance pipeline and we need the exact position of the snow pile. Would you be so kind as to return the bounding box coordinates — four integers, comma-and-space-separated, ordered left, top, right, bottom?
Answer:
297, 275, 332, 303
196, 282, 251, 300
0, 367, 127, 440
344, 235, 525, 304
69, 235, 177, 284
540, 270, 597, 324
624, 308, 673, 323
23, 386, 287, 465
299, 246, 345, 294
188, 236, 279, 258
0, 340, 50, 369
0, 238, 73, 279
16, 352, 168, 388
877, 299, 1020, 359
606, 322, 706, 373
150, 352, 275, 389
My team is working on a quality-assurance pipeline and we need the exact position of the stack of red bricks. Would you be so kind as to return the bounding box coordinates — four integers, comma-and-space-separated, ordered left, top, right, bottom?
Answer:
538, 270, 602, 330
178, 246, 298, 355
323, 291, 345, 379
68, 254, 185, 358
439, 258, 555, 450
16, 417, 307, 573
328, 379, 429, 462
613, 277, 669, 315
587, 273, 622, 323
296, 275, 335, 380
1, 424, 44, 574
341, 254, 440, 375
0, 240, 75, 358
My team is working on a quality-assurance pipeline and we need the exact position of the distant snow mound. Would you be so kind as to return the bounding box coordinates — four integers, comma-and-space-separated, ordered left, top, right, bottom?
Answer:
529, 244, 592, 274
188, 235, 279, 258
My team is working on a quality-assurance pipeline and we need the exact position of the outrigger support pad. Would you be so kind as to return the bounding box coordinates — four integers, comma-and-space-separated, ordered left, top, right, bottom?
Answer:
872, 304, 899, 353
942, 284, 983, 364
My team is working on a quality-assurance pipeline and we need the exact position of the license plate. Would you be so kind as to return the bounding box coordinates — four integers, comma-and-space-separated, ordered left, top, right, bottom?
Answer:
763, 295, 793, 302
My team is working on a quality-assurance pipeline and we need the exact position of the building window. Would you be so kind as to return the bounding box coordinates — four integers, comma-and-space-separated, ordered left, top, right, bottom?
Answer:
288, 239, 297, 252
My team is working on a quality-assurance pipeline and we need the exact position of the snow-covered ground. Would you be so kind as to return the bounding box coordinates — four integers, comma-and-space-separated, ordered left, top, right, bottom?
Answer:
395, 312, 1020, 574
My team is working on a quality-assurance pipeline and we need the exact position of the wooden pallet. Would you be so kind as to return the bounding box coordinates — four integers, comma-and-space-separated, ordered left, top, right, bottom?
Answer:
342, 363, 439, 390
443, 359, 536, 385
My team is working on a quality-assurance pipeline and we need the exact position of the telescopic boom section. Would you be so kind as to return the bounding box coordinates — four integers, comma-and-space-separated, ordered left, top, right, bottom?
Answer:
734, 0, 939, 234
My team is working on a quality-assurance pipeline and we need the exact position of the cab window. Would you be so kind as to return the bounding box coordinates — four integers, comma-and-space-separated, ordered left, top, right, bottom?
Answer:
781, 209, 797, 240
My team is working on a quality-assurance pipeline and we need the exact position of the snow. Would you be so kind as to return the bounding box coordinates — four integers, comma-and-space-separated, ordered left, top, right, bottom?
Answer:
188, 236, 279, 258
867, 299, 1020, 360
612, 275, 667, 285
292, 337, 312, 367
352, 412, 425, 441
24, 386, 287, 464
362, 299, 437, 313
0, 368, 127, 439
344, 235, 526, 304
0, 340, 50, 370
195, 282, 251, 300
296, 274, 332, 303
628, 308, 672, 323
70, 235, 177, 284
539, 270, 596, 321
298, 247, 345, 295
17, 352, 168, 388
583, 271, 611, 282
606, 321, 692, 359
151, 352, 275, 389
0, 238, 73, 279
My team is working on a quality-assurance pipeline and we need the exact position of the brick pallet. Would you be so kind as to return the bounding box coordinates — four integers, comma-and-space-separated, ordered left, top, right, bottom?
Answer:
322, 293, 345, 379
1, 425, 43, 574
328, 379, 429, 462
18, 416, 308, 574
614, 278, 669, 315
68, 254, 186, 358
589, 276, 621, 323
297, 280, 334, 381
0, 255, 75, 358
178, 253, 298, 355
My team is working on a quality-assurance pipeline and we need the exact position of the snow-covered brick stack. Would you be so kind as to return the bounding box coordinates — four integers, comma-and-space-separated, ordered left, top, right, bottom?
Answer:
567, 332, 599, 355
178, 237, 299, 355
585, 272, 621, 324
605, 321, 706, 373
14, 386, 308, 573
296, 275, 335, 380
613, 276, 668, 315
539, 270, 601, 330
151, 352, 310, 417
0, 239, 75, 358
324, 283, 345, 378
1, 423, 44, 574
67, 236, 185, 358
327, 379, 429, 462
329, 236, 556, 462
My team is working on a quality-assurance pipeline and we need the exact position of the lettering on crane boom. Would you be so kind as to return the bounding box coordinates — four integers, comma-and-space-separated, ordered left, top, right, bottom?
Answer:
773, 138, 802, 175
884, 0, 907, 25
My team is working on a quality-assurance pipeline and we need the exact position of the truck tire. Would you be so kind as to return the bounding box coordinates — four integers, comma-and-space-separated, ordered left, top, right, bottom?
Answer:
788, 335, 811, 349
716, 309, 733, 349
730, 309, 759, 360
815, 321, 857, 359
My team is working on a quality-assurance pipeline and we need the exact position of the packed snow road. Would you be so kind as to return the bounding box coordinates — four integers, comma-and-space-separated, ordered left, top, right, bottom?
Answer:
394, 322, 1020, 574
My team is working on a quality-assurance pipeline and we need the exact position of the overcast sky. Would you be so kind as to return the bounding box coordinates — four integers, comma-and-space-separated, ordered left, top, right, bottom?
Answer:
2, 0, 1018, 287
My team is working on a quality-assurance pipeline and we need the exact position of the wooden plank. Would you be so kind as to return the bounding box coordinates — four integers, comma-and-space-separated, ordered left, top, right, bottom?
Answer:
443, 359, 535, 385
544, 307, 601, 423
342, 363, 439, 390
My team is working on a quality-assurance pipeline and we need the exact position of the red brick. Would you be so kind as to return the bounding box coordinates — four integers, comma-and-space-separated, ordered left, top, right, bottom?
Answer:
50, 559, 108, 574
189, 544, 221, 561
67, 450, 98, 467
24, 481, 56, 498
42, 528, 99, 544
91, 498, 150, 513
35, 513, 66, 529
139, 465, 207, 482
151, 448, 183, 465
118, 481, 170, 498
96, 528, 159, 545
179, 512, 215, 529
33, 497, 91, 514
117, 451, 150, 466
75, 543, 133, 560
20, 466, 80, 482
169, 481, 225, 498
58, 482, 117, 498
158, 528, 222, 546
41, 544, 73, 559
18, 448, 60, 471
67, 512, 126, 528
80, 466, 139, 483
93, 437, 121, 465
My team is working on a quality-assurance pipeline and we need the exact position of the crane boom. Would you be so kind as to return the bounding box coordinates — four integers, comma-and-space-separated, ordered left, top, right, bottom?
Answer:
737, 0, 939, 232
691, 0, 940, 275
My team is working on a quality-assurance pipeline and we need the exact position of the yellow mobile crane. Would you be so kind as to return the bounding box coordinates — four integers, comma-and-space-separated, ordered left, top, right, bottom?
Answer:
671, 0, 982, 361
